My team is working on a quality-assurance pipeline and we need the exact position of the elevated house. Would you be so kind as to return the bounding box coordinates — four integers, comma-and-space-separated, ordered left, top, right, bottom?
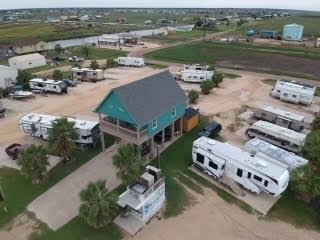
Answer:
95, 70, 187, 153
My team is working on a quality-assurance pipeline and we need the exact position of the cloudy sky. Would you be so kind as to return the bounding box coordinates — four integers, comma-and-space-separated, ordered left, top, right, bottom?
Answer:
1, 0, 320, 11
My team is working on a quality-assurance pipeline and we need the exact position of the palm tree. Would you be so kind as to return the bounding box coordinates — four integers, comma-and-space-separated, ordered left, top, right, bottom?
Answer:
79, 180, 119, 229
48, 118, 79, 162
112, 144, 142, 185
18, 144, 49, 183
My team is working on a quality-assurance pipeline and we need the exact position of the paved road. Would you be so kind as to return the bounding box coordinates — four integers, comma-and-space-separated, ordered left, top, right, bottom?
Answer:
27, 145, 121, 230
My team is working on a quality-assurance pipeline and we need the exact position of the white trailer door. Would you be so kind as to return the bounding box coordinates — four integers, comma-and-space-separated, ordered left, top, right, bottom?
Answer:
21, 122, 35, 134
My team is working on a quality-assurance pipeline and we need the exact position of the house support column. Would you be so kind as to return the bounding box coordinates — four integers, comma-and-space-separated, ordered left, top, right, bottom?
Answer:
150, 137, 154, 156
171, 123, 174, 139
99, 113, 106, 151
161, 129, 165, 145
180, 117, 183, 135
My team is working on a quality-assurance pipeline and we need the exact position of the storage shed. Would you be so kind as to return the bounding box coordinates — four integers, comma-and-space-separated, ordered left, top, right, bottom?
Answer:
183, 106, 199, 132
0, 65, 18, 90
283, 24, 304, 41
260, 30, 277, 39
8, 53, 46, 70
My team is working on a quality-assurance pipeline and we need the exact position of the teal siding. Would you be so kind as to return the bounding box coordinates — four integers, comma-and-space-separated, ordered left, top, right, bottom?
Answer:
96, 91, 137, 126
147, 103, 187, 136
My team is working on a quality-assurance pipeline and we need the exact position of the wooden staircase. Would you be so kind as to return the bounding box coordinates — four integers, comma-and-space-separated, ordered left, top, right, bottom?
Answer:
220, 175, 246, 197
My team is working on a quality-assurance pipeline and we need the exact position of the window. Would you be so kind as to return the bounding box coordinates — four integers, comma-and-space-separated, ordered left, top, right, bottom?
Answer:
283, 93, 288, 97
277, 90, 281, 93
196, 153, 204, 164
247, 172, 252, 178
209, 161, 218, 170
200, 76, 204, 80
221, 164, 225, 170
264, 180, 269, 187
171, 107, 176, 117
292, 94, 297, 98
237, 168, 243, 177
152, 119, 157, 129
254, 175, 262, 182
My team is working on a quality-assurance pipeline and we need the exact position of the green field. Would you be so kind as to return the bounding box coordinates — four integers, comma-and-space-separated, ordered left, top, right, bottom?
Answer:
0, 23, 139, 47
146, 41, 320, 79
233, 16, 320, 37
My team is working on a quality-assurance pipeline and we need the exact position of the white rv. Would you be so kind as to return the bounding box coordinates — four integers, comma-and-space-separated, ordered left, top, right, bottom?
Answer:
117, 57, 145, 67
29, 78, 68, 94
192, 137, 289, 196
18, 113, 100, 146
271, 80, 316, 105
244, 138, 308, 171
254, 106, 305, 132
181, 64, 214, 83
72, 68, 104, 82
116, 166, 165, 233
246, 121, 307, 153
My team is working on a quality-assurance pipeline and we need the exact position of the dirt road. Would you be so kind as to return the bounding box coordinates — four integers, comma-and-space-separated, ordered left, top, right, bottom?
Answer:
133, 188, 320, 240
0, 67, 161, 147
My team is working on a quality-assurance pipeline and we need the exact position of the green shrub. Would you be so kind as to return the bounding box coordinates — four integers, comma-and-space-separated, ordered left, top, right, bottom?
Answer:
188, 90, 200, 104
200, 80, 214, 94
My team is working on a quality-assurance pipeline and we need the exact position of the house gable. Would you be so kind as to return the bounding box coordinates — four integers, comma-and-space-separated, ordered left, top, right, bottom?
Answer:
95, 91, 137, 126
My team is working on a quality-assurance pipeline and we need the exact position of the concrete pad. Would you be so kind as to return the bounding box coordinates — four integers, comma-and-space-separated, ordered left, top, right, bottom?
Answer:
114, 212, 145, 236
27, 145, 121, 230
190, 165, 280, 215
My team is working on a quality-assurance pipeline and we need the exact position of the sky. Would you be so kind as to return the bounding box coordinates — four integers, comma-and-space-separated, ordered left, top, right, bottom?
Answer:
1, 0, 320, 11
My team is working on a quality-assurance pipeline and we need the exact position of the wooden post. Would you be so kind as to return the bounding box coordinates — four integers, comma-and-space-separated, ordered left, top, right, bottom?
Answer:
116, 119, 120, 133
162, 129, 165, 144
171, 123, 174, 139
100, 131, 105, 152
180, 118, 183, 135
137, 128, 140, 143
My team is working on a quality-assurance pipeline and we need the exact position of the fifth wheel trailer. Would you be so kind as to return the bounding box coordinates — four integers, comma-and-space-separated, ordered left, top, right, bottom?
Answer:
181, 64, 214, 83
117, 57, 145, 67
244, 138, 308, 171
192, 137, 289, 196
270, 80, 316, 105
29, 78, 68, 94
254, 106, 305, 132
245, 121, 307, 154
72, 68, 104, 82
18, 113, 100, 146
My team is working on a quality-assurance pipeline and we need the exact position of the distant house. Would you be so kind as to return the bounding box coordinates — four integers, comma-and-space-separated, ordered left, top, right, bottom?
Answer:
283, 24, 304, 41
156, 18, 172, 26
79, 15, 89, 21
117, 17, 127, 24
0, 65, 18, 90
98, 35, 119, 47
8, 53, 46, 70
95, 70, 188, 153
119, 33, 140, 45
13, 39, 49, 55
176, 25, 194, 32
260, 30, 278, 39
144, 20, 152, 25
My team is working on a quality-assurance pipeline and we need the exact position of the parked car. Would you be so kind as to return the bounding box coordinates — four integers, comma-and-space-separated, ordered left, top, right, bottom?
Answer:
52, 56, 67, 62
68, 56, 84, 62
198, 121, 222, 138
5, 143, 30, 160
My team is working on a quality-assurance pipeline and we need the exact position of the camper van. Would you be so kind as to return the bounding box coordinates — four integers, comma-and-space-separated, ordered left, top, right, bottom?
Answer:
181, 64, 214, 83
192, 137, 289, 196
18, 113, 100, 146
270, 80, 316, 105
245, 121, 306, 153
117, 57, 145, 67
72, 68, 104, 82
244, 138, 308, 171
29, 78, 68, 94
254, 106, 305, 132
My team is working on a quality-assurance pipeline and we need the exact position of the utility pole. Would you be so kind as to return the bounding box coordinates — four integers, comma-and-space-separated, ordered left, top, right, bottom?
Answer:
203, 16, 208, 41
157, 144, 160, 169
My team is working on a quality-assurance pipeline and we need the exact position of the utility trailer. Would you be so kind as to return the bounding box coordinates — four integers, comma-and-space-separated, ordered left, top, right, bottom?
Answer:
29, 78, 68, 94
117, 57, 145, 67
244, 138, 308, 171
181, 64, 214, 83
254, 106, 305, 132
72, 68, 104, 82
18, 113, 100, 146
192, 137, 289, 196
245, 121, 306, 154
270, 80, 316, 105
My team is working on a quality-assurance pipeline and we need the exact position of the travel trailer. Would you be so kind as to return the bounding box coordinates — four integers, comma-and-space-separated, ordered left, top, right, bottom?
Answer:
270, 80, 316, 105
192, 137, 289, 196
117, 57, 145, 67
245, 121, 307, 153
115, 166, 165, 235
254, 106, 305, 132
29, 78, 68, 94
181, 64, 214, 83
244, 138, 308, 171
18, 113, 100, 146
72, 68, 104, 82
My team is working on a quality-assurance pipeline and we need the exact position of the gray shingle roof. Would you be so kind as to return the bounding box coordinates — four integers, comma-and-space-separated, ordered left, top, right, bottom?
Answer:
113, 70, 187, 126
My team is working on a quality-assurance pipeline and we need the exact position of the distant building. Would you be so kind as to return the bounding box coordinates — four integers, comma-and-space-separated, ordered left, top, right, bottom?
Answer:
283, 24, 304, 41
156, 18, 172, 26
144, 20, 152, 25
79, 15, 89, 21
8, 53, 46, 70
0, 65, 18, 90
260, 30, 277, 39
13, 39, 49, 55
176, 25, 194, 32
117, 17, 127, 24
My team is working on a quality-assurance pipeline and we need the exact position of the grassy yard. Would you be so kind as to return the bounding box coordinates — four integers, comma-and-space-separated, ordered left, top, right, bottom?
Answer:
146, 41, 320, 79
233, 16, 320, 38
0, 135, 114, 227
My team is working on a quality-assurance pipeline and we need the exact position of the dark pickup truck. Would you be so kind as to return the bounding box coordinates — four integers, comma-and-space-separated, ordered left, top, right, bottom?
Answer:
198, 121, 222, 138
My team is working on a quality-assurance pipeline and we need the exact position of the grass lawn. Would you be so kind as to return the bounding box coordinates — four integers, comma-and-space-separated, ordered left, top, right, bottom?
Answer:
146, 41, 320, 79
0, 135, 114, 227
67, 47, 126, 60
